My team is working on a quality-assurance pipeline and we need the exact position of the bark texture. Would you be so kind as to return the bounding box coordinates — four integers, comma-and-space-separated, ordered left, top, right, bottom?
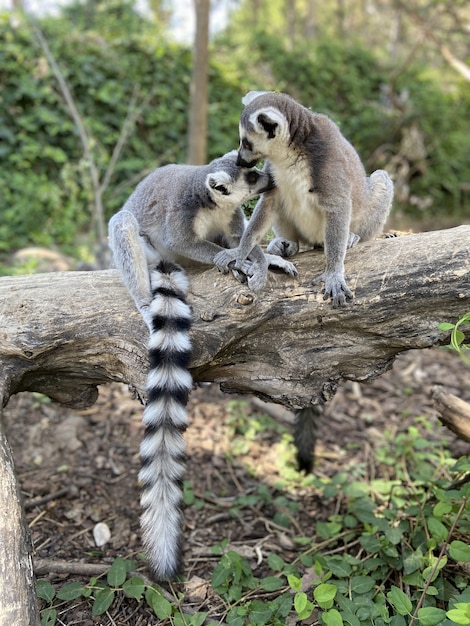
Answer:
0, 226, 469, 411
0, 412, 40, 625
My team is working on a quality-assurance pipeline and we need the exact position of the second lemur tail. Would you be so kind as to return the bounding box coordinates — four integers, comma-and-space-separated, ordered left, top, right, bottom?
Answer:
139, 260, 192, 580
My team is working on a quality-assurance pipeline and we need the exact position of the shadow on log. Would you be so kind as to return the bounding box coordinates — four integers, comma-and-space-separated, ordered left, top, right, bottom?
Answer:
0, 226, 469, 624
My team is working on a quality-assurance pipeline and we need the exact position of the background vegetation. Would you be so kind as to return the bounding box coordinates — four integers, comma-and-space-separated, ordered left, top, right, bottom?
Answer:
0, 0, 469, 263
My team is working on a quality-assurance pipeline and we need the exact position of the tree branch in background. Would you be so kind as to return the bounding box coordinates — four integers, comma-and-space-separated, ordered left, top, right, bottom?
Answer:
23, 9, 155, 265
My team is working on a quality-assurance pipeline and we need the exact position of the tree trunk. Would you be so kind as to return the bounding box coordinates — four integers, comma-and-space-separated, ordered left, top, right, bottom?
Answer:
187, 0, 210, 165
0, 401, 40, 625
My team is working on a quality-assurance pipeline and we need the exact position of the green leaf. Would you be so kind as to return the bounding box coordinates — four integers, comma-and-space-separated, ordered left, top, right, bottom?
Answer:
386, 586, 412, 616
56, 582, 84, 600
294, 592, 308, 614
36, 580, 56, 603
433, 501, 452, 518
211, 563, 231, 589
267, 553, 286, 572
322, 608, 344, 626
260, 576, 284, 591
41, 608, 57, 626
417, 607, 447, 626
427, 517, 448, 542
449, 541, 470, 562
92, 588, 115, 616
446, 606, 470, 625
107, 557, 128, 586
350, 575, 375, 594
123, 576, 145, 600
314, 583, 337, 609
145, 587, 173, 619
438, 322, 455, 331
287, 574, 302, 592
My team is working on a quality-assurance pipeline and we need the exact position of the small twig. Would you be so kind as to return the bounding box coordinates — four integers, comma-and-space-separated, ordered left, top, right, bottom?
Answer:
24, 487, 70, 510
34, 559, 111, 577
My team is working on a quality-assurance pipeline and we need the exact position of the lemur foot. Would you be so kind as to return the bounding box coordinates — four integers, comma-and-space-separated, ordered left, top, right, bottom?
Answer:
264, 253, 298, 277
266, 237, 299, 258
312, 271, 353, 308
347, 232, 361, 248
214, 248, 238, 273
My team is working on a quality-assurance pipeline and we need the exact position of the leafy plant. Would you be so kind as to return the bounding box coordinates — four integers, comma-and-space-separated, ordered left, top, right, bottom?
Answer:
439, 313, 470, 365
36, 411, 470, 624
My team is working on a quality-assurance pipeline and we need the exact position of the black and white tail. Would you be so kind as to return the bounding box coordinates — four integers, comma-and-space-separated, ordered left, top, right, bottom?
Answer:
139, 261, 192, 580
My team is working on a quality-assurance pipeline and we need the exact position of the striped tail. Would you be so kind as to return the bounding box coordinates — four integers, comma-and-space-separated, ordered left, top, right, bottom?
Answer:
138, 260, 192, 579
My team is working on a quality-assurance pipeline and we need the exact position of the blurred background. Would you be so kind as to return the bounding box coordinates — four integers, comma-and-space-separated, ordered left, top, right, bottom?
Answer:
0, 0, 469, 270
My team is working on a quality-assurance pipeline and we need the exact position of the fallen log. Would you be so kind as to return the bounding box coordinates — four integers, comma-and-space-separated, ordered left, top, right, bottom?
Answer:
1, 226, 469, 409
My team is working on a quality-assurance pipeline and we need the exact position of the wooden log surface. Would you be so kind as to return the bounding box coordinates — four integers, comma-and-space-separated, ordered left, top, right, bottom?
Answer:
0, 225, 469, 411
0, 408, 40, 626
432, 386, 470, 442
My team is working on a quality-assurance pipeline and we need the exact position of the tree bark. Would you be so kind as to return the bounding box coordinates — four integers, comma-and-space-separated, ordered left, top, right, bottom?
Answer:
432, 386, 470, 442
187, 0, 210, 164
0, 405, 40, 625
1, 226, 469, 410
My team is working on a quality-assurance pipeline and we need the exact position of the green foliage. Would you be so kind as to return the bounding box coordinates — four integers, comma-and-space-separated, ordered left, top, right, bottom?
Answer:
36, 412, 470, 625
439, 313, 470, 365
216, 25, 470, 221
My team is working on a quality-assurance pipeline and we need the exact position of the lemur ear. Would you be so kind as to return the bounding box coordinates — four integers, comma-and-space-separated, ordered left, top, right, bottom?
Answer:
242, 90, 269, 106
207, 171, 232, 196
248, 108, 286, 139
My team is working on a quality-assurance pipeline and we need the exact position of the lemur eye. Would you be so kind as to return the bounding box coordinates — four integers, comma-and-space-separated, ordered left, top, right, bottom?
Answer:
246, 171, 259, 185
241, 138, 253, 151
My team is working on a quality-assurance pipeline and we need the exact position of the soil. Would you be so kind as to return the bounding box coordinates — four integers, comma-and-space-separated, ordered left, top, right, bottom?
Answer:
4, 347, 470, 625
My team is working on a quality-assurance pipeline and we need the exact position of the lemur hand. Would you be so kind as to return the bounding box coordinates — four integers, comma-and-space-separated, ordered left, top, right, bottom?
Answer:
266, 237, 299, 258
238, 259, 268, 292
312, 271, 353, 308
214, 248, 238, 273
264, 253, 298, 277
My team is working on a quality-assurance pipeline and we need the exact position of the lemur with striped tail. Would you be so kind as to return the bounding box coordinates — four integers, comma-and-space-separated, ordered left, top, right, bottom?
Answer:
108, 150, 297, 579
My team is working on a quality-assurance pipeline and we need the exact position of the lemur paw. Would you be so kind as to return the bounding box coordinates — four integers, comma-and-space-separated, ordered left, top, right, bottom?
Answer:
347, 232, 361, 249
265, 253, 298, 277
214, 249, 238, 273
239, 260, 268, 292
266, 237, 299, 258
312, 271, 353, 308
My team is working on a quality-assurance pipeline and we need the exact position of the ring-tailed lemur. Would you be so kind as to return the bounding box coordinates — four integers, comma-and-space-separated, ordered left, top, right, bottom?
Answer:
214, 91, 394, 307
108, 150, 296, 579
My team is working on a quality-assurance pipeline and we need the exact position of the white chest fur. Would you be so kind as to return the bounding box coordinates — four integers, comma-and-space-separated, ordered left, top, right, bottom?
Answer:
272, 157, 325, 245
193, 204, 234, 240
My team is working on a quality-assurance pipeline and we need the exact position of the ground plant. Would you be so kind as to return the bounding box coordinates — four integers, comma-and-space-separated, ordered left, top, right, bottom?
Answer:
36, 404, 470, 625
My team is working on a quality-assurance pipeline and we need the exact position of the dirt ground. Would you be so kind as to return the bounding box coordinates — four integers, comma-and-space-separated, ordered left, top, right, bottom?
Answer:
4, 346, 470, 624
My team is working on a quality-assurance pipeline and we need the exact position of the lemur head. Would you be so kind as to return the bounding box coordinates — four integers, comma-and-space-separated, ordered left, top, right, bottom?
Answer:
237, 91, 292, 167
205, 150, 274, 207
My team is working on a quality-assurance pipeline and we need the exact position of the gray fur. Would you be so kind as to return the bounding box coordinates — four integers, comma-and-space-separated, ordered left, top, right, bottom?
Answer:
214, 92, 394, 306
109, 150, 296, 328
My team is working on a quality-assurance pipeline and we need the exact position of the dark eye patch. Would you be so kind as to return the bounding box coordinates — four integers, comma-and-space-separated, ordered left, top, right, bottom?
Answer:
245, 171, 259, 185
241, 138, 253, 151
